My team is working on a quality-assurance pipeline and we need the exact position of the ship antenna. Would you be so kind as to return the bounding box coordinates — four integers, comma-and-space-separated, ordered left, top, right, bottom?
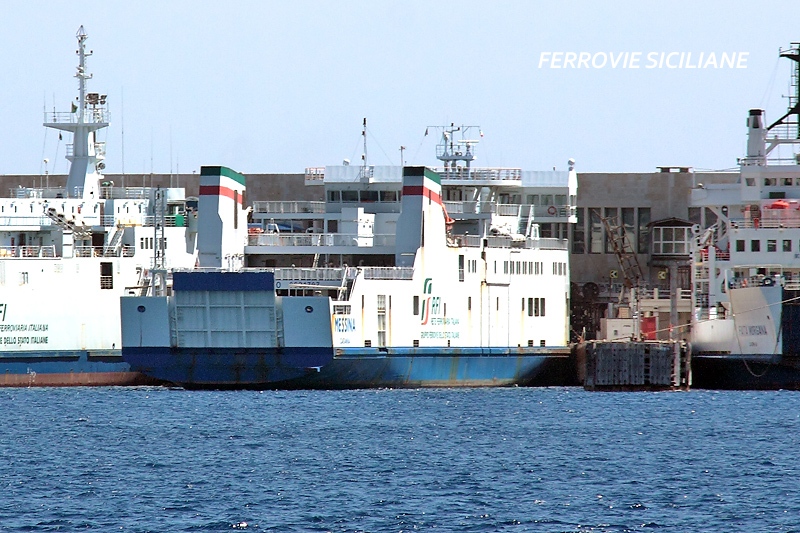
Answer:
43, 26, 108, 199
361, 117, 368, 177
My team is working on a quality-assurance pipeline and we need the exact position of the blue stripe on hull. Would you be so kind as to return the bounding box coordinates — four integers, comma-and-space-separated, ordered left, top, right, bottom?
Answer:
123, 347, 575, 389
692, 354, 800, 390
0, 350, 156, 387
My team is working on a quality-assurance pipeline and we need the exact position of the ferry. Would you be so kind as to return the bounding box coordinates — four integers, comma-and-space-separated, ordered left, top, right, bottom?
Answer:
690, 43, 800, 389
120, 127, 580, 388
0, 27, 197, 386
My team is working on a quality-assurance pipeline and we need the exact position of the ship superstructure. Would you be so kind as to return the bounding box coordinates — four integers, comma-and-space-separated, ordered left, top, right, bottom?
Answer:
0, 27, 197, 386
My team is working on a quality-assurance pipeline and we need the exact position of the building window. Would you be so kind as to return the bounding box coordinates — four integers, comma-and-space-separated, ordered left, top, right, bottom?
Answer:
589, 208, 603, 253
638, 208, 651, 253
751, 240, 760, 252
572, 207, 585, 254
604, 207, 619, 253
652, 226, 690, 255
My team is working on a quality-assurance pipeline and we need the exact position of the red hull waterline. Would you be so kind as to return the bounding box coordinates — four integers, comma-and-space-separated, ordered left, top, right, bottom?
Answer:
0, 372, 160, 388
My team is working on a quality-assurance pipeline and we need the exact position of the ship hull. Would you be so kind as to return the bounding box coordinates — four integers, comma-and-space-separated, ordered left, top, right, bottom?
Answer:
0, 350, 159, 387
691, 354, 800, 390
123, 346, 575, 389
690, 286, 800, 389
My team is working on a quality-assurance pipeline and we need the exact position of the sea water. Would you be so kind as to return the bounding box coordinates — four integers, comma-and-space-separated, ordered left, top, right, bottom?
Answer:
0, 387, 798, 532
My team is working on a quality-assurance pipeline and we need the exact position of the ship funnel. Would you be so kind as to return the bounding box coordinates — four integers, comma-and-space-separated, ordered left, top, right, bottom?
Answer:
394, 167, 446, 267
197, 166, 249, 270
746, 109, 766, 162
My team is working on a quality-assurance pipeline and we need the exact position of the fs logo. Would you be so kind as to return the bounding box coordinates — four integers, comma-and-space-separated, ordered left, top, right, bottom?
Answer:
0, 303, 6, 321
420, 278, 440, 325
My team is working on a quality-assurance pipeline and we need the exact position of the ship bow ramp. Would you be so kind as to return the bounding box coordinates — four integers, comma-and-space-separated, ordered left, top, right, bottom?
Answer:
121, 271, 334, 387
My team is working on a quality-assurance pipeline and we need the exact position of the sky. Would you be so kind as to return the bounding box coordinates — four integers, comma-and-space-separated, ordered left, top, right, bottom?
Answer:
2, 0, 799, 177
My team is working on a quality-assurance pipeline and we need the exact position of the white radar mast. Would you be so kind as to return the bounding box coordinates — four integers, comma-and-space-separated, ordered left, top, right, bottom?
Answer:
43, 25, 108, 199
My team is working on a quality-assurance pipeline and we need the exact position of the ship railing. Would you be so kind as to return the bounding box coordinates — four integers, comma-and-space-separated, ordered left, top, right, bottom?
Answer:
698, 247, 731, 261
73, 245, 134, 258
43, 108, 109, 125
362, 267, 414, 280
434, 167, 522, 181
251, 201, 326, 214
442, 202, 575, 218
442, 201, 495, 214
457, 234, 568, 250
0, 245, 57, 258
65, 141, 106, 158
273, 267, 348, 283
248, 232, 395, 247
305, 167, 326, 182
0, 215, 52, 227
98, 186, 152, 200
732, 215, 800, 229
142, 215, 185, 228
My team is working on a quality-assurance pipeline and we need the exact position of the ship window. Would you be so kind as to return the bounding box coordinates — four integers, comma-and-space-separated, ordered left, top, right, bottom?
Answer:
341, 190, 358, 202
379, 190, 398, 202
784, 240, 792, 252
751, 240, 761, 252
468, 296, 471, 310
768, 240, 777, 252
413, 295, 419, 315
736, 240, 745, 252
516, 261, 521, 274
504, 261, 508, 274
528, 298, 534, 316
745, 178, 755, 186
458, 255, 465, 281
328, 190, 341, 202
100, 262, 113, 290
360, 190, 378, 203
764, 178, 777, 186
783, 178, 793, 186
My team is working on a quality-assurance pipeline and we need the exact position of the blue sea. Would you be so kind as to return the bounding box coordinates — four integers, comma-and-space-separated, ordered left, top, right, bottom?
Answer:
1, 387, 798, 532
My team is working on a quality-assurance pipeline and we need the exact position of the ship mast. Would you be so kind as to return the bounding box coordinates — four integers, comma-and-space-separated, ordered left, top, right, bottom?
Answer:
43, 26, 108, 199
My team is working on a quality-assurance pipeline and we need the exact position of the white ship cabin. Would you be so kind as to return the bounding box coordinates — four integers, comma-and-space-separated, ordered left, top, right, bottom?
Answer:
691, 105, 800, 317
0, 185, 197, 262
247, 128, 577, 271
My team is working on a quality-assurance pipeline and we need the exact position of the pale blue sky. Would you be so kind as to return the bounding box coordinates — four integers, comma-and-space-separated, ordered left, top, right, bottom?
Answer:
2, 1, 798, 177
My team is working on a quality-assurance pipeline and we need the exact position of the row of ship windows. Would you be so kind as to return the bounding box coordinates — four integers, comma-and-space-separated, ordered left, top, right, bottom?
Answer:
736, 239, 798, 253
334, 296, 547, 317
458, 258, 567, 279
140, 238, 168, 249
745, 178, 800, 187
328, 190, 401, 203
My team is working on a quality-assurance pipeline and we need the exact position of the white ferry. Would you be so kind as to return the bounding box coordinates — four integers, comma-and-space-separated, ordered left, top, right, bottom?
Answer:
120, 127, 579, 388
690, 43, 800, 388
0, 27, 197, 386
